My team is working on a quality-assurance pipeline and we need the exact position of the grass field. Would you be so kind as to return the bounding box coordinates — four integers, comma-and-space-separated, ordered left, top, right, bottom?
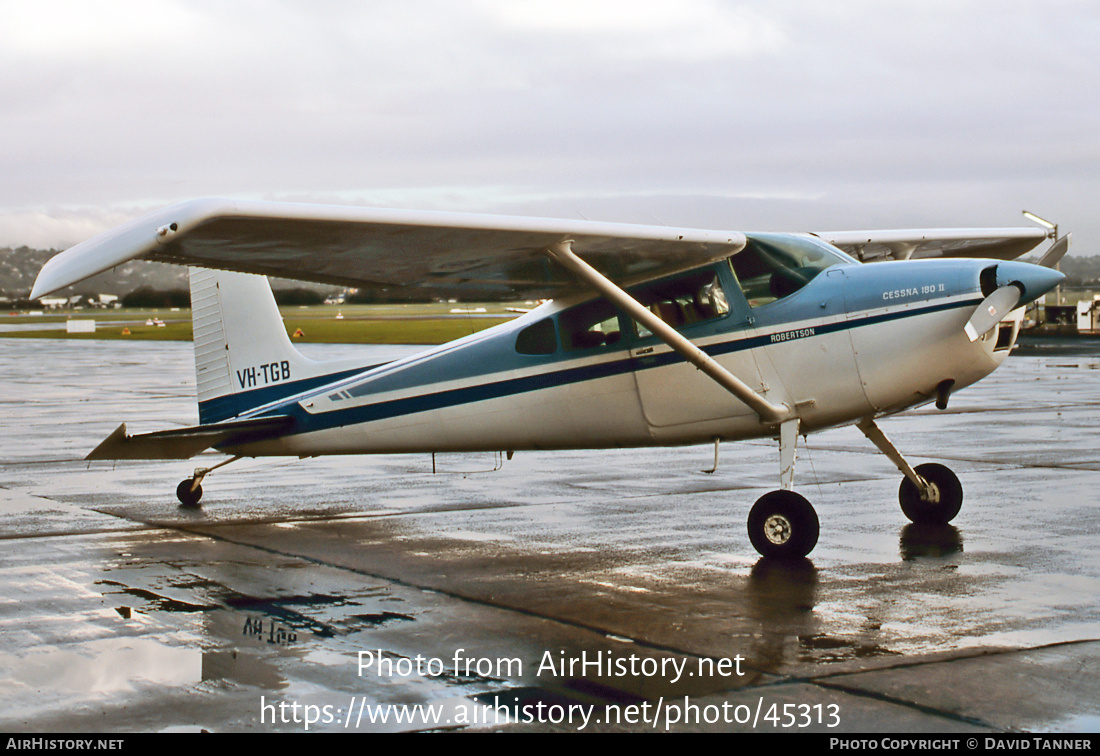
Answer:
0, 304, 520, 344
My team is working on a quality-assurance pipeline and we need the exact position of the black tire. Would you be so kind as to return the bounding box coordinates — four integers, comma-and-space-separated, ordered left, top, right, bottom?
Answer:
899, 463, 962, 524
748, 490, 820, 559
176, 478, 203, 508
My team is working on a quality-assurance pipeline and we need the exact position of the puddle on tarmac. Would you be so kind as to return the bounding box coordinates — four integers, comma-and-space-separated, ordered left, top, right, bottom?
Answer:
201, 648, 285, 689
797, 633, 901, 662
96, 574, 417, 642
0, 636, 293, 705
0, 638, 201, 694
97, 579, 214, 613
64, 574, 424, 695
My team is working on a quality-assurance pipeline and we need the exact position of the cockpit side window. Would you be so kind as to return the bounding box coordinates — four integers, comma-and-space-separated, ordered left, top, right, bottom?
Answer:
732, 235, 847, 308
630, 269, 730, 339
554, 266, 736, 351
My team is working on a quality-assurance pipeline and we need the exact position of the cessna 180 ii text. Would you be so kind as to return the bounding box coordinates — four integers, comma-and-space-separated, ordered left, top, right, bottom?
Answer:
31, 199, 1068, 558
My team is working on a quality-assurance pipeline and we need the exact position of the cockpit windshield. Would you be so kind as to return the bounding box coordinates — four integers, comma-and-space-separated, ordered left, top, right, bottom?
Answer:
731, 233, 853, 308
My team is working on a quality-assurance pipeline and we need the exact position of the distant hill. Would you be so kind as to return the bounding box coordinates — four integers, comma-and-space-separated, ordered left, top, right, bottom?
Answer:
1, 247, 336, 300
1054, 255, 1100, 288
0, 246, 187, 299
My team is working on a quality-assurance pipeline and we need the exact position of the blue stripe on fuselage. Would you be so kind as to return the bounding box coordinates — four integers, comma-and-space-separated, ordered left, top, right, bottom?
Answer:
199, 366, 380, 424
246, 296, 980, 438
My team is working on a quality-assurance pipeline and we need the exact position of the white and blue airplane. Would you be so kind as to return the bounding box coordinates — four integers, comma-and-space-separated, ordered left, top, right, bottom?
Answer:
31, 199, 1068, 558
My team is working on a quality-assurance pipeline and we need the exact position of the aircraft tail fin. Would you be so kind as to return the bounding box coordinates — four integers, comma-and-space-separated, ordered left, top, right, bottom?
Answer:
189, 268, 362, 424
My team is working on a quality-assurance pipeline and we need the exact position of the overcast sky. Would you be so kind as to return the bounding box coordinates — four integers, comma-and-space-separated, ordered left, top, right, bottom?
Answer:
1, 0, 1096, 256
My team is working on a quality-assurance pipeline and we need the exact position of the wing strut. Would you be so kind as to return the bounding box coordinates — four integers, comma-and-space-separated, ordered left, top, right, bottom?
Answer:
544, 241, 791, 425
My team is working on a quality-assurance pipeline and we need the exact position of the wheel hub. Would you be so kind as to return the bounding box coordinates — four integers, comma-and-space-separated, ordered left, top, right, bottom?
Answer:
763, 514, 793, 545
918, 478, 941, 504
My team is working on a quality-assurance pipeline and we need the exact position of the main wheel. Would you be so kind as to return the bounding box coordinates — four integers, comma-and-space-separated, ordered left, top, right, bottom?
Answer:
899, 463, 962, 524
748, 490, 820, 558
176, 478, 203, 508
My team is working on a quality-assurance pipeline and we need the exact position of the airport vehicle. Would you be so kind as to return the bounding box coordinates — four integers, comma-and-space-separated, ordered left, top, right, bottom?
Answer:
31, 199, 1067, 557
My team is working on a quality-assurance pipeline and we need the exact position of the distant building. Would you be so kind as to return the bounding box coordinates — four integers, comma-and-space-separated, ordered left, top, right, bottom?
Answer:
1077, 296, 1100, 333
36, 293, 121, 309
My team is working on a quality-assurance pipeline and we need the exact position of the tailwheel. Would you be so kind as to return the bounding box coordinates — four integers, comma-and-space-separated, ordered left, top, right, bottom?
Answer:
899, 463, 962, 524
176, 478, 203, 508
173, 456, 241, 509
748, 490, 820, 559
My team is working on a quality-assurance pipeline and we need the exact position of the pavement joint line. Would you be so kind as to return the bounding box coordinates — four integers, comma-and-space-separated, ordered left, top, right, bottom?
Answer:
1, 483, 766, 539
805, 637, 1100, 680
731, 639, 1097, 731
908, 403, 1100, 416
800, 444, 1100, 472
799, 677, 997, 730
0, 525, 159, 541
78, 483, 772, 529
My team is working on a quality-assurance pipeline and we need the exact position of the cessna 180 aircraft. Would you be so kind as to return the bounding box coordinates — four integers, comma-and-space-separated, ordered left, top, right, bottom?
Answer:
31, 199, 1068, 558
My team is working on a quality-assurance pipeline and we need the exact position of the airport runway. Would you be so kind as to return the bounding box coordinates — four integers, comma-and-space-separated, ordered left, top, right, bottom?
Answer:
1, 338, 1098, 733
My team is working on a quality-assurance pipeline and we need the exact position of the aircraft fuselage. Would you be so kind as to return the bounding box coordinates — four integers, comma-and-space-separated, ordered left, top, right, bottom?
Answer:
226, 251, 1042, 458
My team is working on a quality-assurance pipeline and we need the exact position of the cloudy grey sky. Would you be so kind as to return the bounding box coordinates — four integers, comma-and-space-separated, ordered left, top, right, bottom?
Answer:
1, 0, 1096, 255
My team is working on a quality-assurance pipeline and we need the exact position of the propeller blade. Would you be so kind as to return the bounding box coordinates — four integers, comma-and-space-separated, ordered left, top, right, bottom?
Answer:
965, 284, 1023, 342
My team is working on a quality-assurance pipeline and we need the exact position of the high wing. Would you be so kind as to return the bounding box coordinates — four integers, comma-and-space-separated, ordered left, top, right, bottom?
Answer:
32, 199, 1062, 299
815, 227, 1050, 263
31, 199, 745, 301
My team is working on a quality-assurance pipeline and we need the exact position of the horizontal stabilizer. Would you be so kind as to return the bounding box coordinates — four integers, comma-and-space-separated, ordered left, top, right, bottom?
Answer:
86, 416, 294, 460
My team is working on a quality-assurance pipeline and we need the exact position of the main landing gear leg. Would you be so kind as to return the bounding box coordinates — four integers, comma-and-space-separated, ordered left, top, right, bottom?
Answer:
176, 455, 242, 508
856, 418, 962, 524
748, 418, 820, 559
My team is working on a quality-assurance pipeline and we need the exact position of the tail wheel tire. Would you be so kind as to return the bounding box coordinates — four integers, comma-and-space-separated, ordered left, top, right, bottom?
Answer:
177, 479, 203, 508
899, 463, 962, 524
748, 490, 819, 558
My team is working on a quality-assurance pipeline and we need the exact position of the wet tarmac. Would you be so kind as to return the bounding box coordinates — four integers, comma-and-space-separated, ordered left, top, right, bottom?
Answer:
1, 337, 1098, 733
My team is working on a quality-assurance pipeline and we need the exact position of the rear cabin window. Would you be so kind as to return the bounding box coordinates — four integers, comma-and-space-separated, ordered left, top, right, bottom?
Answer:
515, 318, 558, 355
560, 298, 623, 351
